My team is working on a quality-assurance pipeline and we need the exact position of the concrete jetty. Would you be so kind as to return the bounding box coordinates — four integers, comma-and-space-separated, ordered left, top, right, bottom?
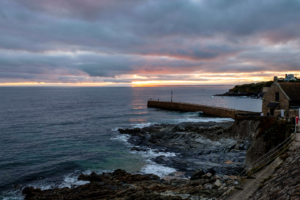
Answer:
147, 100, 259, 119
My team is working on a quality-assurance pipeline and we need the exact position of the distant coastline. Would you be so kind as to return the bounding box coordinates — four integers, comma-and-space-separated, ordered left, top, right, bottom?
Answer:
214, 81, 273, 98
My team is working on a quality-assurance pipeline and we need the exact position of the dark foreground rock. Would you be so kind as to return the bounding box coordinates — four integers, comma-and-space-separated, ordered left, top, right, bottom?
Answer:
118, 121, 251, 176
23, 169, 230, 200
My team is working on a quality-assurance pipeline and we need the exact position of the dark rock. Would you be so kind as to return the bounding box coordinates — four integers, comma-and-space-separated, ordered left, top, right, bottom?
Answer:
14, 184, 22, 189
190, 169, 205, 180
206, 168, 216, 176
130, 147, 147, 151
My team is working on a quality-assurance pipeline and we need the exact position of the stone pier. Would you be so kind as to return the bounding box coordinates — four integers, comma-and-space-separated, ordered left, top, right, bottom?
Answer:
147, 100, 260, 119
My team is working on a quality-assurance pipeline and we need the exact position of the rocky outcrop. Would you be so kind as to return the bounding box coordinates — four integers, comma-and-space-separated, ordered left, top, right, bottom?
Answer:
119, 121, 251, 176
249, 149, 300, 200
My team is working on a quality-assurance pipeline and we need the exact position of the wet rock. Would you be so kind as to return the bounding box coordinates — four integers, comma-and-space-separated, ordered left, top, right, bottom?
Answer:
130, 147, 147, 151
206, 168, 216, 176
14, 184, 22, 189
201, 173, 212, 179
117, 121, 250, 177
213, 175, 221, 180
78, 172, 102, 182
190, 169, 205, 180
178, 194, 191, 199
204, 184, 213, 189
213, 179, 222, 189
118, 128, 142, 134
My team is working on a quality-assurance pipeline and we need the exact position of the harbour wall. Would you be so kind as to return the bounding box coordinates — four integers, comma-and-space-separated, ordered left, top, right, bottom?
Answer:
147, 100, 259, 119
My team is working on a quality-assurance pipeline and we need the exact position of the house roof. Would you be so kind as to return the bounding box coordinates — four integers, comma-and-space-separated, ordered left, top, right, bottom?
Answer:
284, 74, 296, 82
279, 83, 300, 101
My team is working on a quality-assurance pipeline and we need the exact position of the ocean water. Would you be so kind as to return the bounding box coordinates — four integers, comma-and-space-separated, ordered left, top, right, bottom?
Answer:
0, 86, 262, 199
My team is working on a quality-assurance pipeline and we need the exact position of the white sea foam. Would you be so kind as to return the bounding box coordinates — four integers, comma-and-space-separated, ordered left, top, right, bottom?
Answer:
111, 127, 123, 132
131, 148, 176, 158
2, 191, 24, 200
131, 122, 153, 129
140, 161, 177, 178
82, 169, 112, 175
58, 173, 89, 189
110, 134, 132, 146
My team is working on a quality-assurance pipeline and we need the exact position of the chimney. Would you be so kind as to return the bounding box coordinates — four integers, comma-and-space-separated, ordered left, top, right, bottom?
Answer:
274, 76, 278, 82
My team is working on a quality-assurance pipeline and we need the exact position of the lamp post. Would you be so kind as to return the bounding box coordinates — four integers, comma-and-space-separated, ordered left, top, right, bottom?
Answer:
171, 91, 173, 102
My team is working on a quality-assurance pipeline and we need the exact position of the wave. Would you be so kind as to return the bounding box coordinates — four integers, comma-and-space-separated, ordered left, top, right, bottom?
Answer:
139, 160, 177, 178
58, 173, 89, 189
131, 148, 176, 158
110, 134, 132, 146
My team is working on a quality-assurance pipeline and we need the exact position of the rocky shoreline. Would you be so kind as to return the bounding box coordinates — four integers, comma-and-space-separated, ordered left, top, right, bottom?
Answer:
119, 121, 251, 177
22, 121, 252, 199
23, 169, 240, 200
214, 91, 264, 99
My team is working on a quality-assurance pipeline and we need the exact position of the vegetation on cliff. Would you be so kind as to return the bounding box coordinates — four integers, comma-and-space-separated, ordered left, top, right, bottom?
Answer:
229, 81, 273, 93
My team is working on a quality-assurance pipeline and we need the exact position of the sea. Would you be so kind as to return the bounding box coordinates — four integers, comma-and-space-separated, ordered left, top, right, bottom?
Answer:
0, 86, 262, 199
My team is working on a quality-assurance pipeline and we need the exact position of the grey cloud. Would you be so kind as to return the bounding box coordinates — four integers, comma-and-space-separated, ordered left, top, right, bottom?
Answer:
1, 0, 300, 83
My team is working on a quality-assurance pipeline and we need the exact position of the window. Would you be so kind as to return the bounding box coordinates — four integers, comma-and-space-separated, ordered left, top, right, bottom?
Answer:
275, 92, 279, 101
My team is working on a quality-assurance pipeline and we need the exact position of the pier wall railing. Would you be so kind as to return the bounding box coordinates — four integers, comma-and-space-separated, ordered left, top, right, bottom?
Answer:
147, 100, 259, 119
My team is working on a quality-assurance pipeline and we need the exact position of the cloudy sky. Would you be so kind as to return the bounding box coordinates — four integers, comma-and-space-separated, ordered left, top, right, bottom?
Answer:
1, 0, 300, 86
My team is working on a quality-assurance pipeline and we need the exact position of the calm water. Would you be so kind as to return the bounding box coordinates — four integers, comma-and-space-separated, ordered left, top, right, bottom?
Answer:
0, 86, 262, 199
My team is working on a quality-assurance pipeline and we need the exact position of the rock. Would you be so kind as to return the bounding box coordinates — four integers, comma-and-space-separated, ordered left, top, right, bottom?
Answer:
178, 194, 191, 198
238, 143, 245, 150
204, 184, 213, 189
116, 121, 250, 177
14, 184, 22, 189
130, 147, 145, 151
222, 175, 229, 180
213, 175, 220, 180
213, 179, 222, 189
78, 172, 101, 182
206, 168, 216, 176
201, 173, 212, 179
190, 169, 205, 180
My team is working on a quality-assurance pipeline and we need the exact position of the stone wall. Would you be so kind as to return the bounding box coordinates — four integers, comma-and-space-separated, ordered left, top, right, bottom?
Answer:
289, 109, 300, 117
147, 101, 257, 119
244, 118, 291, 167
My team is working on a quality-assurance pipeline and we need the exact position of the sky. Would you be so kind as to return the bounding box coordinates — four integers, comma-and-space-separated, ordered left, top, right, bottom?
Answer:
1, 0, 300, 87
